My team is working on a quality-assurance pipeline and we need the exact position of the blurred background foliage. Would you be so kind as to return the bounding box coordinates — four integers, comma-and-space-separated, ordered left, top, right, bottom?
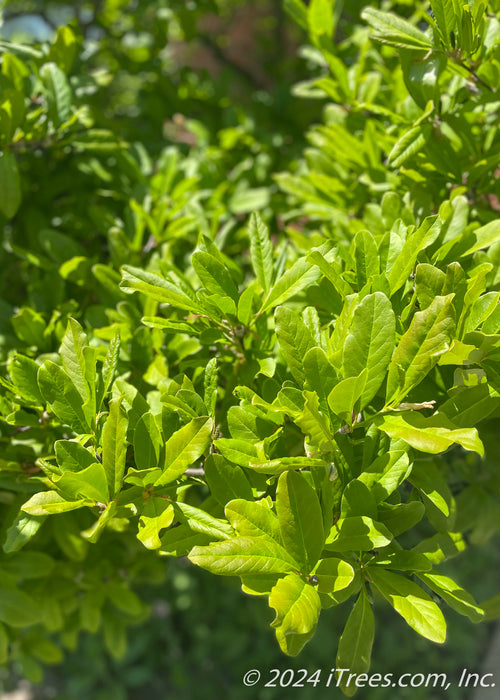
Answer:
1, 0, 500, 697
4, 535, 500, 700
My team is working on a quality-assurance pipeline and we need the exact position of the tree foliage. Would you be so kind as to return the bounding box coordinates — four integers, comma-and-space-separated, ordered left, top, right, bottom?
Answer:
1, 0, 500, 689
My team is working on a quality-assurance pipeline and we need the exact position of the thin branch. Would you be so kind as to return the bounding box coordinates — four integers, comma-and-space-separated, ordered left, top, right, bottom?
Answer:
460, 62, 493, 92
184, 467, 205, 477
197, 34, 268, 90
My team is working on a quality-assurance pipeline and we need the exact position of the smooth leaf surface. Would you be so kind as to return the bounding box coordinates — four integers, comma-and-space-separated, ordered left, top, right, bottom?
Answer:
386, 295, 456, 405
249, 212, 273, 293
374, 413, 484, 456
314, 558, 355, 594
102, 398, 128, 498
336, 588, 374, 696
276, 471, 324, 573
38, 361, 90, 434
325, 516, 392, 552
156, 417, 213, 485
369, 568, 447, 643
343, 292, 395, 408
225, 499, 282, 541
189, 537, 300, 576
269, 573, 321, 656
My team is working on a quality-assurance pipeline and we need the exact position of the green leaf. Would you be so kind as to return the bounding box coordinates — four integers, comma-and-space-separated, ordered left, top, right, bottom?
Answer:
417, 573, 483, 622
409, 459, 455, 530
374, 550, 432, 572
225, 499, 281, 541
141, 317, 194, 333
106, 582, 143, 616
463, 291, 499, 335
296, 390, 335, 450
307, 250, 353, 298
374, 412, 484, 456
81, 501, 116, 543
120, 265, 201, 313
362, 7, 434, 49
325, 516, 392, 552
237, 284, 256, 325
26, 637, 63, 665
358, 450, 411, 502
11, 308, 47, 349
308, 0, 334, 38
413, 531, 466, 565
0, 40, 43, 59
314, 558, 355, 594
377, 502, 425, 536
7, 353, 44, 405
303, 347, 338, 414
21, 492, 91, 515
0, 623, 7, 664
156, 417, 213, 485
336, 588, 374, 696
343, 292, 395, 408
133, 411, 161, 471
102, 398, 128, 498
269, 573, 321, 656
189, 537, 300, 575
276, 471, 324, 573
0, 589, 42, 628
227, 404, 278, 441
204, 455, 253, 506
354, 230, 379, 290
415, 264, 446, 310
60, 319, 89, 406
174, 502, 234, 540
203, 358, 218, 416
249, 212, 273, 293
386, 294, 456, 405
261, 257, 321, 312
437, 338, 475, 366
113, 378, 148, 436
215, 437, 260, 466
103, 613, 127, 660
368, 567, 447, 643
229, 187, 270, 214
160, 524, 211, 557
3, 512, 46, 553
55, 462, 109, 503
328, 294, 358, 364
49, 25, 77, 72
327, 370, 368, 421
340, 480, 378, 520
55, 440, 96, 472
37, 361, 90, 433
457, 264, 492, 338
240, 573, 281, 596
275, 306, 315, 384
284, 0, 308, 29
0, 552, 54, 579
40, 62, 71, 125
481, 593, 500, 622
437, 384, 500, 428
388, 217, 442, 294
430, 0, 456, 47
192, 250, 238, 302
97, 331, 120, 410
463, 220, 500, 255
388, 124, 431, 168
0, 150, 21, 218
